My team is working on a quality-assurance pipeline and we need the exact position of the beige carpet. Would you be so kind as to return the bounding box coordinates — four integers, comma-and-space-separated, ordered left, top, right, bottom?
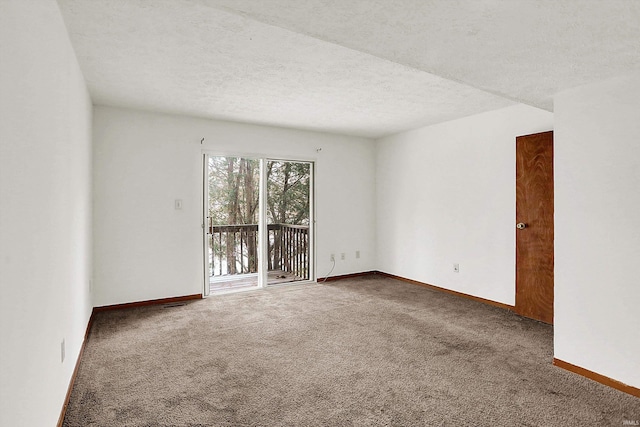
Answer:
63, 275, 639, 426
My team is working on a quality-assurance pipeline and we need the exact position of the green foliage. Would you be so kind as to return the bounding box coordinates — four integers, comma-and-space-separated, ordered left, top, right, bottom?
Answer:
266, 160, 310, 226
208, 157, 259, 225
208, 157, 310, 226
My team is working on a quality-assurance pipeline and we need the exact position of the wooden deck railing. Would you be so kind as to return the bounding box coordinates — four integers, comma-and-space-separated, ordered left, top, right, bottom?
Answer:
208, 223, 309, 280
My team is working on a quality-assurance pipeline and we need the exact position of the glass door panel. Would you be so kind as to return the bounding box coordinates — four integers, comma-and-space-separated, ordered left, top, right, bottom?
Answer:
266, 160, 311, 285
206, 156, 260, 293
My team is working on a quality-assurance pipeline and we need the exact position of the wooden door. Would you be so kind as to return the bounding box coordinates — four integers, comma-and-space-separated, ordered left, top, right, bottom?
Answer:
515, 131, 554, 324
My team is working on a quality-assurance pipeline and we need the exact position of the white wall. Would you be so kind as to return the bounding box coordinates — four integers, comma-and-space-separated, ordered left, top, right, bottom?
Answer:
93, 106, 376, 306
554, 74, 640, 389
0, 1, 93, 425
376, 104, 553, 305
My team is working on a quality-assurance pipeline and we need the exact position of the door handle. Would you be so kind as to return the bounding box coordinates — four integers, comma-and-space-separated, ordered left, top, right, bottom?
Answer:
516, 223, 527, 230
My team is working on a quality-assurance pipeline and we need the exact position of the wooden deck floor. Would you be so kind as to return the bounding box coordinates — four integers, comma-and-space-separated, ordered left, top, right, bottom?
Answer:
209, 270, 305, 292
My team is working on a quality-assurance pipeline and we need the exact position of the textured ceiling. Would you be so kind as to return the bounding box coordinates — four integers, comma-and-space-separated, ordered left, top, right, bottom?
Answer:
56, 0, 640, 138
207, 0, 640, 111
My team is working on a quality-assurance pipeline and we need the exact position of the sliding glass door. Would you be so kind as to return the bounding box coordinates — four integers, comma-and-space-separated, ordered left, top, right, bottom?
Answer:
204, 155, 313, 295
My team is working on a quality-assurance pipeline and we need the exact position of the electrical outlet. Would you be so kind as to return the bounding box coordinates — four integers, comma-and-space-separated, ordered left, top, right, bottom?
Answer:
356, 250, 360, 259
61, 339, 65, 363
453, 263, 460, 273
341, 253, 346, 260
330, 254, 335, 262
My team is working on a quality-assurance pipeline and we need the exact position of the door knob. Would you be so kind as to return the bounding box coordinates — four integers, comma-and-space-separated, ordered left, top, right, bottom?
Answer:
516, 223, 527, 230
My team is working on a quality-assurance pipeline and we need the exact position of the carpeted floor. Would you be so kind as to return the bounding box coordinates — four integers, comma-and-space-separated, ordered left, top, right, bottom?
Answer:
63, 275, 640, 426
